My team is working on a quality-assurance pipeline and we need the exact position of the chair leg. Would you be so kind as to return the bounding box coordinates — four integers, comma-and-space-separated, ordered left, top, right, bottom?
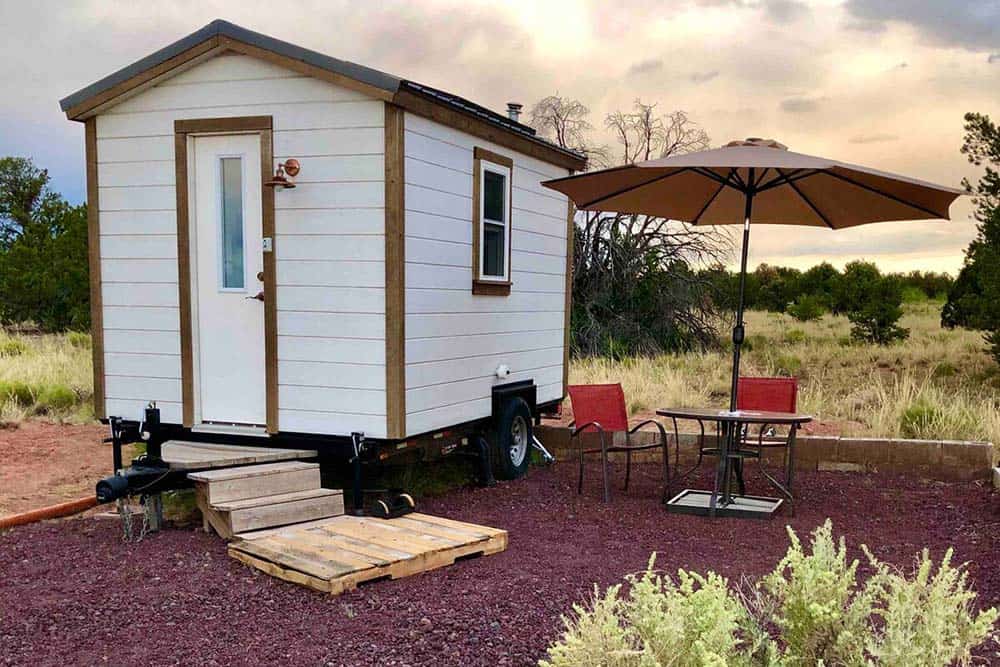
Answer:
735, 458, 746, 496
600, 434, 610, 503
661, 436, 671, 503
577, 439, 584, 495
624, 450, 632, 491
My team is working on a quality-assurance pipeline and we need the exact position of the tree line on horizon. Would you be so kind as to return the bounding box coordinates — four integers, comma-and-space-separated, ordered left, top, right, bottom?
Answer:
0, 108, 997, 366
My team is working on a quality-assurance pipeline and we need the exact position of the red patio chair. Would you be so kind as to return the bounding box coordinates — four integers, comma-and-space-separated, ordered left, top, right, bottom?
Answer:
737, 376, 798, 497
567, 384, 671, 503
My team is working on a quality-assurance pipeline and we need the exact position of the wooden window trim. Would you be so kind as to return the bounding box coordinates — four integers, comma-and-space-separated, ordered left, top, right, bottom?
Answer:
174, 115, 278, 433
471, 147, 514, 296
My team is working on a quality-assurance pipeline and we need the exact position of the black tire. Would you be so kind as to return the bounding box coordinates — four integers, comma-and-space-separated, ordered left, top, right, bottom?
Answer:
492, 397, 532, 480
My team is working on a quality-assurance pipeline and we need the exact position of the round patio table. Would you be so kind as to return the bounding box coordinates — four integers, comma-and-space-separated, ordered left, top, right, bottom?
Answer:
656, 407, 812, 518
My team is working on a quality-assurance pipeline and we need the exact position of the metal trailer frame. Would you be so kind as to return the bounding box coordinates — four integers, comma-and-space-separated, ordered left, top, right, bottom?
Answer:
97, 380, 558, 508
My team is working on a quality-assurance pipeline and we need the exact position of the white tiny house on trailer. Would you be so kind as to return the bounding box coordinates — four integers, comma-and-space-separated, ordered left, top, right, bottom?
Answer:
62, 20, 584, 478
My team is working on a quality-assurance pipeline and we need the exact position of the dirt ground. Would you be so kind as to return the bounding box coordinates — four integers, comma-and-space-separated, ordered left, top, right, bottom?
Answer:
1, 461, 998, 666
0, 421, 110, 516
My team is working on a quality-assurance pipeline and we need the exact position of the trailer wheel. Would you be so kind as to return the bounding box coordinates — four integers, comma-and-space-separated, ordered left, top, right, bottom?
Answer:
492, 397, 532, 480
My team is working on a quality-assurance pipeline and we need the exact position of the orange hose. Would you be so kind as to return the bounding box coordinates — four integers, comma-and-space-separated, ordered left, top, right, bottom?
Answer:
0, 496, 98, 530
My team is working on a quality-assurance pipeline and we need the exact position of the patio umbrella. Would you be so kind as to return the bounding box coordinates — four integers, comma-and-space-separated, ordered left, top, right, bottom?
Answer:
542, 138, 963, 410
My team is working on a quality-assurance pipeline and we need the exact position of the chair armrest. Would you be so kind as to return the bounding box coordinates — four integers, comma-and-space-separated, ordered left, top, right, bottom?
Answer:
571, 421, 604, 437
628, 418, 667, 440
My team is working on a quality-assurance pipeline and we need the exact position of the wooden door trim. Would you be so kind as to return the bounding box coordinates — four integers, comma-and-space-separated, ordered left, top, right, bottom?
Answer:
174, 115, 278, 432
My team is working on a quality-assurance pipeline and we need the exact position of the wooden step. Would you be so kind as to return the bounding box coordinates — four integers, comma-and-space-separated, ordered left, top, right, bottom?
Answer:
188, 461, 320, 505
163, 441, 318, 470
206, 488, 345, 538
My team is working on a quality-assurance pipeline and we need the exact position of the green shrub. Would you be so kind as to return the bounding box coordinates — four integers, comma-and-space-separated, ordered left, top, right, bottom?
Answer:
902, 286, 928, 303
772, 353, 802, 376
900, 399, 943, 439
0, 338, 28, 357
541, 520, 997, 667
932, 361, 958, 379
0, 380, 34, 406
783, 328, 807, 344
787, 295, 824, 322
36, 384, 77, 411
66, 331, 91, 349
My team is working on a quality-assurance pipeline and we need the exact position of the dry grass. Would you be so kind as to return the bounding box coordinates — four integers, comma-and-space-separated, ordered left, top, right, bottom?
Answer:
2, 305, 998, 446
0, 330, 94, 423
570, 302, 1000, 446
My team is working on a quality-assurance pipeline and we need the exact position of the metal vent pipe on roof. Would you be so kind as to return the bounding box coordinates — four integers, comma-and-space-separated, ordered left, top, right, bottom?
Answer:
506, 102, 523, 122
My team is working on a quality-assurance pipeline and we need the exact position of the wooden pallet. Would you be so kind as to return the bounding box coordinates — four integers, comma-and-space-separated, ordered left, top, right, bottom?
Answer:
228, 513, 508, 594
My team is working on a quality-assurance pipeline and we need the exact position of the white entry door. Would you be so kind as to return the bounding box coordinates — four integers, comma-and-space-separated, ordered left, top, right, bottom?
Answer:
191, 134, 266, 426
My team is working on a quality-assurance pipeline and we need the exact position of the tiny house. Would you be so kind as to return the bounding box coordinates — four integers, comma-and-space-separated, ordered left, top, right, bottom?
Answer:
62, 20, 585, 479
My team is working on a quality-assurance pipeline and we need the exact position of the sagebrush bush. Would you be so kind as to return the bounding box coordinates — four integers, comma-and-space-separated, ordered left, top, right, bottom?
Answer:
66, 331, 91, 349
541, 521, 997, 667
0, 380, 34, 406
37, 384, 77, 411
787, 295, 824, 322
0, 337, 27, 357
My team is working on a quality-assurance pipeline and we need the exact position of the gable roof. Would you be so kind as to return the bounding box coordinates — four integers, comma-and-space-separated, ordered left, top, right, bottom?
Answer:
60, 19, 586, 170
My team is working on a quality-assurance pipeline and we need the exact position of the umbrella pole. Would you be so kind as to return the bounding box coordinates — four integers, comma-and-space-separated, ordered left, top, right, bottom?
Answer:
728, 190, 754, 411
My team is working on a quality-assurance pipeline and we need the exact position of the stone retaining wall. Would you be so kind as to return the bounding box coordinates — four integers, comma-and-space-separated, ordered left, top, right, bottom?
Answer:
536, 424, 996, 482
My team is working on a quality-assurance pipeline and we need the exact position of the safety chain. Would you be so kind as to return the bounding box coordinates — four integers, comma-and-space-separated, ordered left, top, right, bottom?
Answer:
116, 495, 151, 543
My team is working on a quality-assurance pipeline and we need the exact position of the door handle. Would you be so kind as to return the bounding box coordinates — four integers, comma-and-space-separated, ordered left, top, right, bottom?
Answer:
245, 291, 264, 302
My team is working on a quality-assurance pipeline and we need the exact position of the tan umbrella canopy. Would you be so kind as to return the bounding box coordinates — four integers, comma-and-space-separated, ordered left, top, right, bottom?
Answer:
542, 138, 963, 409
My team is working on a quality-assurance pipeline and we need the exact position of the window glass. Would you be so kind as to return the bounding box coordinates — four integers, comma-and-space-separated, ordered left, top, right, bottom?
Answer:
483, 222, 505, 277
220, 157, 244, 289
483, 170, 506, 223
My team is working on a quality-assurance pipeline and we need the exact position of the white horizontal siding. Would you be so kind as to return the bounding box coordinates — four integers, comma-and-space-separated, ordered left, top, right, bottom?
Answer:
277, 235, 384, 262
280, 409, 386, 439
110, 72, 369, 114
407, 365, 562, 414
402, 110, 570, 436
278, 385, 385, 416
106, 399, 182, 424
276, 207, 384, 236
407, 347, 563, 389
277, 260, 384, 288
101, 259, 178, 284
100, 210, 177, 236
103, 330, 180, 355
104, 352, 181, 379
93, 52, 386, 432
99, 101, 385, 137
278, 336, 384, 365
280, 360, 385, 391
102, 282, 179, 308
277, 312, 384, 340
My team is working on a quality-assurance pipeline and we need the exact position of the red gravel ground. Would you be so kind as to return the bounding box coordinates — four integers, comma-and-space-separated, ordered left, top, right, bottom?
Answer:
0, 422, 109, 516
1, 463, 998, 666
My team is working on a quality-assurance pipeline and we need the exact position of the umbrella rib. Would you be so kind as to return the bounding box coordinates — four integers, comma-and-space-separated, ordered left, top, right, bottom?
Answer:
822, 170, 947, 219
577, 167, 693, 209
691, 168, 739, 225
756, 169, 815, 192
776, 168, 836, 229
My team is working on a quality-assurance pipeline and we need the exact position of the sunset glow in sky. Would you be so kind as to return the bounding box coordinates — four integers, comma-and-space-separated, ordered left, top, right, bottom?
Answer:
2, 0, 997, 272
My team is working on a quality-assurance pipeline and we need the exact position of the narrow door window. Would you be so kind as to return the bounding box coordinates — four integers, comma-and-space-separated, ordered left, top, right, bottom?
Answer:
220, 157, 245, 290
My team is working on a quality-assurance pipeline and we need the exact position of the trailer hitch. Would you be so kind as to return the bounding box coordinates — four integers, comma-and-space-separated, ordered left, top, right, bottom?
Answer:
96, 404, 176, 504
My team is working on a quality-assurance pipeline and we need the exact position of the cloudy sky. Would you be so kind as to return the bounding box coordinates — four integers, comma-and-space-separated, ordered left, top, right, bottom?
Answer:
2, 0, 998, 273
